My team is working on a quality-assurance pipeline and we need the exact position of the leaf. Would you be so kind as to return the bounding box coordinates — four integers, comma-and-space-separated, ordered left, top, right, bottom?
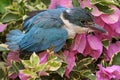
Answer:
1, 12, 20, 23
95, 3, 114, 14
76, 58, 94, 70
22, 69, 37, 77
35, 63, 47, 72
22, 60, 32, 68
47, 61, 62, 71
81, 70, 96, 80
41, 0, 50, 5
91, 0, 115, 5
91, 0, 115, 14
69, 71, 81, 80
102, 39, 110, 48
0, 0, 11, 14
0, 46, 7, 51
0, 68, 5, 79
0, 62, 6, 79
11, 61, 24, 73
56, 63, 67, 77
30, 52, 39, 67
46, 54, 62, 71
110, 52, 120, 66
72, 0, 80, 7
48, 54, 57, 61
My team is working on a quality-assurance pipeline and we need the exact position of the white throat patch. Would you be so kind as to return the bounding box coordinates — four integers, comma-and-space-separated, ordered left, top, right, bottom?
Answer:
60, 13, 89, 38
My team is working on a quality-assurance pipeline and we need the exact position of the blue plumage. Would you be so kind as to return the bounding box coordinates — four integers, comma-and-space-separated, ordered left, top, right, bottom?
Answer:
19, 27, 67, 52
23, 8, 66, 31
6, 7, 68, 52
6, 30, 25, 50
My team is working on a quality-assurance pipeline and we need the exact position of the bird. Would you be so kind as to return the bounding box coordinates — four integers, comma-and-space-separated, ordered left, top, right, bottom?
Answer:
6, 7, 106, 53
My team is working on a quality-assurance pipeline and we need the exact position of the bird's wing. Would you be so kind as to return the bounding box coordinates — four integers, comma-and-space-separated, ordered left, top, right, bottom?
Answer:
23, 8, 66, 31
19, 26, 68, 52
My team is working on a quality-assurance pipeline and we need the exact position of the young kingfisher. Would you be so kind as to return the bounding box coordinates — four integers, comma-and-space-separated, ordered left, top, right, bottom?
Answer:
6, 7, 106, 53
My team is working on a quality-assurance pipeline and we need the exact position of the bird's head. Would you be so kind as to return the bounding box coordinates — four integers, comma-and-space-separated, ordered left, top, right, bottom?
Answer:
61, 7, 106, 34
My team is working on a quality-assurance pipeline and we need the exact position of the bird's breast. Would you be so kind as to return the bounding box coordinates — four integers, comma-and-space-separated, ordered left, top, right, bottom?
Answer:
62, 25, 76, 38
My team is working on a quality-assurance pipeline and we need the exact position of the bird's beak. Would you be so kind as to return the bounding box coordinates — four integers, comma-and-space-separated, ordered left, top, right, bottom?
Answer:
89, 23, 107, 33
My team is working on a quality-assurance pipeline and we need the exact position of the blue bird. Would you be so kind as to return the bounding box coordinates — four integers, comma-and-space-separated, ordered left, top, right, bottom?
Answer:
6, 7, 106, 53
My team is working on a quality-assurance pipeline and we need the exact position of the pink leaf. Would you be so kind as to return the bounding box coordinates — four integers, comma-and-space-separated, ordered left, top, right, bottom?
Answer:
79, 0, 102, 16
85, 35, 103, 60
71, 34, 86, 53
101, 6, 120, 24
94, 17, 105, 27
19, 70, 31, 80
49, 0, 73, 9
63, 50, 76, 78
0, 24, 7, 32
96, 65, 120, 80
38, 71, 49, 76
107, 41, 120, 60
77, 34, 87, 53
87, 34, 103, 51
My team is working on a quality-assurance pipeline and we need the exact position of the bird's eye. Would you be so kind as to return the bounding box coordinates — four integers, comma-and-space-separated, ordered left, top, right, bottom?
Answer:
80, 20, 87, 24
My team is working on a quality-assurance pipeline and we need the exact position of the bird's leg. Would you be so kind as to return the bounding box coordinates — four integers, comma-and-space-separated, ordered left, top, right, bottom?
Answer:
47, 46, 54, 55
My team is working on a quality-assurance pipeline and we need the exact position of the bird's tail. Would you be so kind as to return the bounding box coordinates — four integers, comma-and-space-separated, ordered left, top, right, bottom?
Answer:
6, 30, 25, 51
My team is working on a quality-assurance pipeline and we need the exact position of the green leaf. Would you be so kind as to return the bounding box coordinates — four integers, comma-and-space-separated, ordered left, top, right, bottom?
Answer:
22, 60, 32, 68
76, 58, 94, 70
0, 62, 6, 79
22, 69, 39, 80
41, 0, 50, 6
70, 71, 81, 80
72, 0, 80, 7
30, 52, 39, 67
35, 63, 47, 72
110, 52, 120, 66
0, 44, 9, 51
47, 61, 62, 71
36, 2, 47, 10
11, 61, 24, 73
48, 54, 57, 61
81, 70, 96, 80
91, 0, 101, 4
22, 69, 37, 77
95, 3, 114, 14
91, 0, 115, 5
1, 12, 20, 23
90, 0, 115, 14
56, 63, 67, 77
0, 0, 11, 14
0, 46, 7, 51
0, 68, 5, 79
102, 39, 110, 48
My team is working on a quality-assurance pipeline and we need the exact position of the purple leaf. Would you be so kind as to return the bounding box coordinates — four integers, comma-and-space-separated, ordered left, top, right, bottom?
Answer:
7, 51, 20, 66
38, 51, 48, 64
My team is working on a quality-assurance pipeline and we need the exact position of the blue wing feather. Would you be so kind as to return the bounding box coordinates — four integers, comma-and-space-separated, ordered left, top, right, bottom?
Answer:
23, 8, 66, 31
19, 27, 68, 52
